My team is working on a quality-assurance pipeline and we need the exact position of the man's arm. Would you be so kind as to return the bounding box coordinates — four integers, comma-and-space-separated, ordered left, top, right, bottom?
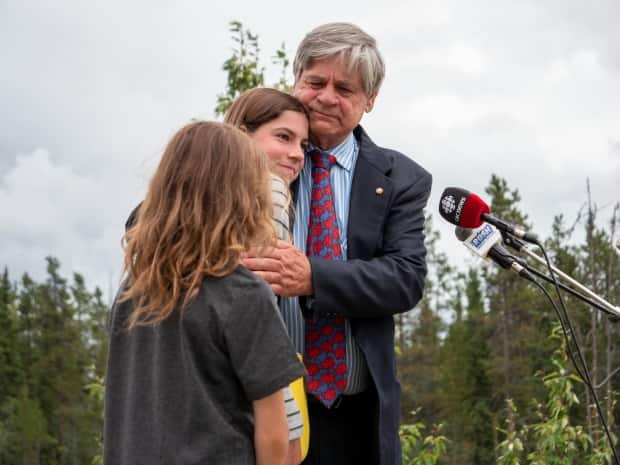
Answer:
243, 168, 432, 319
308, 171, 432, 318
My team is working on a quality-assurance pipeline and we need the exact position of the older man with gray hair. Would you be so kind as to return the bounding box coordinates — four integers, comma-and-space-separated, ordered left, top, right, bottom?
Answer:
243, 22, 432, 465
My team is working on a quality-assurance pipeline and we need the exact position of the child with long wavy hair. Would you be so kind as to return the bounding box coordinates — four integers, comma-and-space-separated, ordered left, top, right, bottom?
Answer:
104, 121, 305, 465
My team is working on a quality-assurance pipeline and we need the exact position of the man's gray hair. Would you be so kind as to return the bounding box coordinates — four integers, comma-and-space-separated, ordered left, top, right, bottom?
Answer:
293, 23, 385, 97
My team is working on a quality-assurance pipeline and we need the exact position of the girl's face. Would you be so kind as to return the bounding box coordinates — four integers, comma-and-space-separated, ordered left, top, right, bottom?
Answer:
249, 110, 308, 184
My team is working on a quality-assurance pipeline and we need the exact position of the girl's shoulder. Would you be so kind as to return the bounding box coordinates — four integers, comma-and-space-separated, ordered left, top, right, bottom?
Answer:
270, 173, 288, 196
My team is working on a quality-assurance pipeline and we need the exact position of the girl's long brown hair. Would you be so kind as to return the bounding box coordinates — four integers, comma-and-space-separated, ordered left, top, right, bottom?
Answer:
224, 87, 308, 131
121, 121, 275, 328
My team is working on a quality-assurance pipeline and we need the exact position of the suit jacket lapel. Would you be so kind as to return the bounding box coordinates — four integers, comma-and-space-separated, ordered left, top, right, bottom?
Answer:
347, 126, 393, 259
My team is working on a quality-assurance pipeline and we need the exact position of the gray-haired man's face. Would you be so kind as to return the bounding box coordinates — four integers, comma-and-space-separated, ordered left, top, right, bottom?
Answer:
293, 56, 376, 151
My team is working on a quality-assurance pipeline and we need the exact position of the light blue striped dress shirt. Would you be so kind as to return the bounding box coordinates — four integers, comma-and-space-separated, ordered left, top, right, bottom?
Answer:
280, 133, 370, 394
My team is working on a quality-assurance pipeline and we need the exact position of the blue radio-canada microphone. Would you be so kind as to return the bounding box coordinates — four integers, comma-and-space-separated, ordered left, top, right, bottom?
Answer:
455, 224, 534, 282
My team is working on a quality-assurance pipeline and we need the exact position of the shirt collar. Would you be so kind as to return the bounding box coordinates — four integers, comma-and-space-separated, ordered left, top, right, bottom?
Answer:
307, 133, 357, 172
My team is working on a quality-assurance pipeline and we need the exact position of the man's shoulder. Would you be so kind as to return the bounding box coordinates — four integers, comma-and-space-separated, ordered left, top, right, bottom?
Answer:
354, 126, 431, 182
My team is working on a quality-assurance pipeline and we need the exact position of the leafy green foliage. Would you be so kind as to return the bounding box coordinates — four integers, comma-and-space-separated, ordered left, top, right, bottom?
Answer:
526, 325, 591, 465
215, 21, 265, 116
494, 324, 617, 465
400, 411, 448, 465
272, 42, 292, 92
214, 21, 293, 116
86, 374, 104, 465
496, 400, 524, 465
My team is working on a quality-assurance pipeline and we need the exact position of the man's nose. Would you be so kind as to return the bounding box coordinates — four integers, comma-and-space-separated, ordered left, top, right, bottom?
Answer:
316, 85, 338, 106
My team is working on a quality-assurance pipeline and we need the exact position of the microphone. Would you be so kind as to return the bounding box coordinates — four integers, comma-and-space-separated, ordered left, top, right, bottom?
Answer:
439, 187, 539, 243
455, 224, 534, 281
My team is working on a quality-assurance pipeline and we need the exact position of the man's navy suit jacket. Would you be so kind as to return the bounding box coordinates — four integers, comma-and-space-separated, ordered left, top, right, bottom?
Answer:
295, 126, 432, 465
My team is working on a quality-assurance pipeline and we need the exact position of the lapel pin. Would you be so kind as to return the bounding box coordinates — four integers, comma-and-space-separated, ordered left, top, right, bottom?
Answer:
375, 187, 384, 195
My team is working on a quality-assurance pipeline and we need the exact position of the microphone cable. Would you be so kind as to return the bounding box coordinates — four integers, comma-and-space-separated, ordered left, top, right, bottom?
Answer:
504, 248, 589, 386
528, 238, 620, 465
455, 224, 616, 457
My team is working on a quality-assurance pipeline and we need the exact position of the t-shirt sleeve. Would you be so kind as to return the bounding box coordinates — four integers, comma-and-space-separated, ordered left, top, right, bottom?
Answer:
222, 278, 306, 401
283, 386, 304, 440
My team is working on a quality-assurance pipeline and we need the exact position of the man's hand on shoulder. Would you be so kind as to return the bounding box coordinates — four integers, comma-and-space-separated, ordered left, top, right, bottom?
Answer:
242, 240, 313, 297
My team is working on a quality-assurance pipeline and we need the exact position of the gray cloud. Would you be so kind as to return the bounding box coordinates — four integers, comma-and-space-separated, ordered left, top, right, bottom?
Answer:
0, 148, 125, 291
0, 0, 618, 292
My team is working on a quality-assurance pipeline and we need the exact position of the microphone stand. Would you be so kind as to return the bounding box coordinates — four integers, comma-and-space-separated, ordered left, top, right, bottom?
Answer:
505, 232, 620, 465
516, 260, 619, 318
502, 233, 620, 319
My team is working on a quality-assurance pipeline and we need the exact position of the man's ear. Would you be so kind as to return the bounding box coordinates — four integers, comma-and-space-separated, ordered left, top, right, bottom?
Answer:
365, 94, 377, 113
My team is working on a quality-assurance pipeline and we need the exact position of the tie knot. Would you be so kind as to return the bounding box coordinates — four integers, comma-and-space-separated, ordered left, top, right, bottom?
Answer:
310, 150, 337, 170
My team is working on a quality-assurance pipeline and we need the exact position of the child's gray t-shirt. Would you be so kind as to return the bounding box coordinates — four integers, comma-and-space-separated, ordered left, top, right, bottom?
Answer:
104, 266, 305, 465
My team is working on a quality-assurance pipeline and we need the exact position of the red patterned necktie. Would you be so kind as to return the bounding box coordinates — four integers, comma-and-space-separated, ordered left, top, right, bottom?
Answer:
304, 150, 347, 408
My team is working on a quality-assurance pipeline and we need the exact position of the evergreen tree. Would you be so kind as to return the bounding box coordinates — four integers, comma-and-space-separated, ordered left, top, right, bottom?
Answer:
544, 188, 619, 440
0, 268, 22, 401
484, 175, 553, 428
572, 190, 620, 438
438, 279, 469, 465
0, 385, 52, 465
399, 216, 452, 426
440, 269, 495, 465
462, 269, 495, 465
0, 258, 109, 465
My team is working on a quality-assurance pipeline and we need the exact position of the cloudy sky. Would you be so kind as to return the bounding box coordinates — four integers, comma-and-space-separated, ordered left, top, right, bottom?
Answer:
1, 0, 618, 300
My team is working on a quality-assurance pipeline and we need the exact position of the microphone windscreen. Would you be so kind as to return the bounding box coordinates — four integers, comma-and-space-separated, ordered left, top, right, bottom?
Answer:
460, 193, 490, 228
454, 226, 472, 242
439, 187, 490, 228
